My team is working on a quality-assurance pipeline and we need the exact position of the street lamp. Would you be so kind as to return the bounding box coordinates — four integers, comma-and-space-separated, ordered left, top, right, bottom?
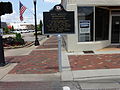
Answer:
33, 0, 39, 46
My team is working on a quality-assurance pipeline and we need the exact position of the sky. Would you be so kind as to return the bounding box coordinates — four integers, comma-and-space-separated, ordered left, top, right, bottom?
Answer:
0, 0, 61, 24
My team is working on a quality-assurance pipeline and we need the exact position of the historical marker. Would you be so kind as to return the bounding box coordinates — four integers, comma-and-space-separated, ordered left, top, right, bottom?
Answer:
43, 4, 75, 34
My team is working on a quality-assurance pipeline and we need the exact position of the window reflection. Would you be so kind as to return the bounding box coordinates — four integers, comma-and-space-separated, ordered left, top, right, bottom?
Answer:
78, 6, 109, 42
95, 7, 109, 41
78, 7, 94, 42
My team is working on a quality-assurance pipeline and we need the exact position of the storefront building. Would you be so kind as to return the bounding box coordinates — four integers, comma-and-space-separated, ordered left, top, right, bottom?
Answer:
61, 0, 120, 52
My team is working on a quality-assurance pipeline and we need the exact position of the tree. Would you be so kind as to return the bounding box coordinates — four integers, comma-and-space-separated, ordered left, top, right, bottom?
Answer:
11, 26, 14, 31
37, 20, 42, 31
4, 27, 9, 34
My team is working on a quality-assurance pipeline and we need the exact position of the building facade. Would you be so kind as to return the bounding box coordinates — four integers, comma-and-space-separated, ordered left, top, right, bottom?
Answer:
61, 0, 120, 52
1, 22, 7, 28
9, 23, 34, 30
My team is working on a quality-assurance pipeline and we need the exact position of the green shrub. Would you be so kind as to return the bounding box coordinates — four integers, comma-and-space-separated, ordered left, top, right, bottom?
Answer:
4, 27, 10, 34
15, 33, 25, 45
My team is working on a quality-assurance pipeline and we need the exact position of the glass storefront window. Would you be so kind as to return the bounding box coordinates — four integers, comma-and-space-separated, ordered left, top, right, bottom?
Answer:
78, 6, 109, 42
78, 7, 94, 42
95, 7, 109, 41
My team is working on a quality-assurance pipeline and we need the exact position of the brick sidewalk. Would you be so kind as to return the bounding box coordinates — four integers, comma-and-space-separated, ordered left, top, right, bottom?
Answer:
37, 36, 58, 49
69, 54, 120, 70
5, 36, 59, 74
5, 35, 120, 74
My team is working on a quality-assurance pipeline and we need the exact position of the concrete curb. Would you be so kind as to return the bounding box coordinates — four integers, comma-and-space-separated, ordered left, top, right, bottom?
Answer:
72, 69, 120, 81
4, 42, 34, 50
1, 73, 61, 82
61, 50, 73, 81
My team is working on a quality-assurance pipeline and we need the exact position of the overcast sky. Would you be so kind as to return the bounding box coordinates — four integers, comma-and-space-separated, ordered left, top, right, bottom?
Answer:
0, 0, 61, 24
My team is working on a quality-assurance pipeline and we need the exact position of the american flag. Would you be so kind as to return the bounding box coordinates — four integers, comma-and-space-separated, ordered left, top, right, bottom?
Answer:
19, 1, 27, 21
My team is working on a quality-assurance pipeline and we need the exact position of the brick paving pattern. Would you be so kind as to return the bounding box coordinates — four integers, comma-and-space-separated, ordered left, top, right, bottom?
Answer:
5, 35, 120, 73
37, 36, 58, 49
69, 54, 120, 70
5, 36, 59, 74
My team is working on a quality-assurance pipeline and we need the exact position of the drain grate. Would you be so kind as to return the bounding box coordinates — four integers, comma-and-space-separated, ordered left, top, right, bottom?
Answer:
83, 50, 94, 54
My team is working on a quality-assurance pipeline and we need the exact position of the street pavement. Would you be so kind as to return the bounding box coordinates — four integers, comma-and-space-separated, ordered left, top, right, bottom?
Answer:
0, 81, 83, 90
1, 35, 120, 89
0, 81, 120, 90
22, 33, 46, 42
0, 81, 63, 90
3, 32, 46, 42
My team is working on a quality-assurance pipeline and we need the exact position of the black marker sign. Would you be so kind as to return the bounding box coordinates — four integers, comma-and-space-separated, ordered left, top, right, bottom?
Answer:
43, 4, 75, 34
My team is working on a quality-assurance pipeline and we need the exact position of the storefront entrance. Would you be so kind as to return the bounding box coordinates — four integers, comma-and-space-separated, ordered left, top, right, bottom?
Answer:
111, 16, 120, 43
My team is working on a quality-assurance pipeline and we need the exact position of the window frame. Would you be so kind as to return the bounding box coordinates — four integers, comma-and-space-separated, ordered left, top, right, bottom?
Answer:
77, 6, 95, 42
77, 6, 110, 42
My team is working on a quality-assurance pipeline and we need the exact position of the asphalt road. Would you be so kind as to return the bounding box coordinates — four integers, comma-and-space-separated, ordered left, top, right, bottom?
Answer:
0, 81, 81, 90
1, 81, 119, 90
22, 32, 46, 42
3, 32, 46, 42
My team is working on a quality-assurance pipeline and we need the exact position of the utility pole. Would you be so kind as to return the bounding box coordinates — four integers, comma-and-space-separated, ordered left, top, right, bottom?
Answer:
0, 2, 13, 66
0, 16, 6, 66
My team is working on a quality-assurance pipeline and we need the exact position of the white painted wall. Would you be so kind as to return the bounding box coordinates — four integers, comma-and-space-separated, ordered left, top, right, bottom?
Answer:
76, 0, 120, 6
62, 0, 119, 52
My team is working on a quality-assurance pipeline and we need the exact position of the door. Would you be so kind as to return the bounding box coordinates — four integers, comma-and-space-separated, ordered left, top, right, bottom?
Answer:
111, 16, 120, 43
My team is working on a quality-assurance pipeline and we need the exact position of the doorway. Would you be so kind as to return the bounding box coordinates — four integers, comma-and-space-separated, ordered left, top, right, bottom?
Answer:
111, 16, 120, 43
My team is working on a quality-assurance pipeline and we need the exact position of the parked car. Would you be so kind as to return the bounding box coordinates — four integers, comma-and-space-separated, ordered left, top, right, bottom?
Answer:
21, 30, 29, 33
12, 30, 22, 33
13, 30, 29, 33
28, 30, 35, 32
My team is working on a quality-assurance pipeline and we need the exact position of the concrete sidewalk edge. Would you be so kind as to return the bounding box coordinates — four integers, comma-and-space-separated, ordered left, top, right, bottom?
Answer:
0, 73, 61, 82
72, 68, 120, 81
0, 63, 17, 80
